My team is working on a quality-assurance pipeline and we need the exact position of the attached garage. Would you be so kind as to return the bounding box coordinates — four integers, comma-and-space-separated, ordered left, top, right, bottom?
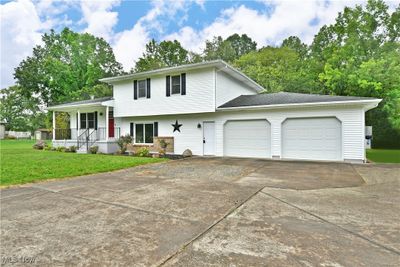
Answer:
282, 117, 342, 161
224, 120, 271, 158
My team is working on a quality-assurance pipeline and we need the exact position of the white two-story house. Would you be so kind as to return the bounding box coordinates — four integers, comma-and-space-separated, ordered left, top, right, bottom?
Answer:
47, 60, 381, 162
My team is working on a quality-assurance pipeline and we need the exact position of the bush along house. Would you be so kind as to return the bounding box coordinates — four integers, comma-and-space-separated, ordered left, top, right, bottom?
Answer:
47, 60, 381, 162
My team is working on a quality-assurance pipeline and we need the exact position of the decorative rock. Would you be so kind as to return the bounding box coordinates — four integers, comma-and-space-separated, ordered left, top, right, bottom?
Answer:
33, 140, 47, 150
182, 149, 192, 157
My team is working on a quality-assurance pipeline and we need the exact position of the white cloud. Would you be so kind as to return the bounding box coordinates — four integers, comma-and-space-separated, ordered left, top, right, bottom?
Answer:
165, 0, 367, 52
0, 0, 43, 88
80, 0, 121, 41
111, 0, 204, 71
112, 23, 150, 71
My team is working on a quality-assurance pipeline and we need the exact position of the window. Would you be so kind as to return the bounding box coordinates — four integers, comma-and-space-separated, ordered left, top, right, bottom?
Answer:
79, 112, 96, 129
87, 113, 95, 128
80, 113, 86, 129
135, 123, 154, 144
138, 80, 146, 98
171, 75, 181, 94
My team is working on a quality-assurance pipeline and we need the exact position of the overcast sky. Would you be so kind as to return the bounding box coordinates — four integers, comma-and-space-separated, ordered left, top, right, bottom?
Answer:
1, 0, 397, 88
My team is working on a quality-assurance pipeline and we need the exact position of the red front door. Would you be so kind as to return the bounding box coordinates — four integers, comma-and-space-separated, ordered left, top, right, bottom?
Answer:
108, 118, 114, 138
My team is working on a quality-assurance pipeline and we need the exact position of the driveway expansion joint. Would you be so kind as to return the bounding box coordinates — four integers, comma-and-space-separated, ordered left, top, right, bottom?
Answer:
157, 185, 267, 266
260, 191, 400, 256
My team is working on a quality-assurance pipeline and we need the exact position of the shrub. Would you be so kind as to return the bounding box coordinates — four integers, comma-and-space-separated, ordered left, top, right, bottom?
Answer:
117, 134, 133, 154
89, 146, 99, 154
56, 146, 66, 152
33, 140, 47, 150
51, 147, 57, 151
5, 135, 16, 140
137, 147, 150, 157
43, 146, 52, 151
159, 139, 168, 149
69, 146, 77, 153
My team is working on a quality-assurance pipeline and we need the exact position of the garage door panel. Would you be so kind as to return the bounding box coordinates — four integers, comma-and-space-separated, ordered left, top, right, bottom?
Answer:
224, 120, 271, 158
282, 118, 342, 161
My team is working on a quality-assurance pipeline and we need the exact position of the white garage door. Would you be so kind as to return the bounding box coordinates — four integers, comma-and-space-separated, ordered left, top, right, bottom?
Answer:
282, 117, 342, 161
224, 120, 271, 158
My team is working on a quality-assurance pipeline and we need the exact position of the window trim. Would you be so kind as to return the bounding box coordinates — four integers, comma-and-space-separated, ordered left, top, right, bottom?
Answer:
137, 79, 147, 98
170, 74, 181, 95
134, 123, 154, 144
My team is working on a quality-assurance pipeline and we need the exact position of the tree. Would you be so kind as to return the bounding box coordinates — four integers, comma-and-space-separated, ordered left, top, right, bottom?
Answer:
203, 34, 257, 62
235, 47, 316, 93
134, 39, 191, 72
14, 28, 123, 106
225, 34, 257, 58
0, 86, 46, 132
313, 0, 400, 147
282, 36, 308, 59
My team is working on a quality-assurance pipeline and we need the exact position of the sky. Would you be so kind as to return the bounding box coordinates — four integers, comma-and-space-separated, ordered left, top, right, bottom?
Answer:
0, 0, 398, 88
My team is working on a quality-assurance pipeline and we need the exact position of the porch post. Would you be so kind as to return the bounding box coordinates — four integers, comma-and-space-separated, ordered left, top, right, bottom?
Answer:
105, 106, 109, 141
52, 111, 56, 141
77, 110, 81, 137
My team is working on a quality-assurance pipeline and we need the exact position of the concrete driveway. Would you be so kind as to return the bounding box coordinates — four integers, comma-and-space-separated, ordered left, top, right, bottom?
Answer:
1, 158, 399, 266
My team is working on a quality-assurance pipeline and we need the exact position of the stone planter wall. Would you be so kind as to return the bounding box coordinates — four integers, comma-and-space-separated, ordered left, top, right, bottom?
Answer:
126, 136, 174, 154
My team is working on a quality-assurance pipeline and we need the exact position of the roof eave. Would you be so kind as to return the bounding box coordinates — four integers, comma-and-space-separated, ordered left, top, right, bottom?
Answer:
217, 99, 382, 111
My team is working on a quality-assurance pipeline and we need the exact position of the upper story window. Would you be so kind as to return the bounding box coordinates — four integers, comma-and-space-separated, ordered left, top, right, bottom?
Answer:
166, 73, 186, 97
138, 80, 146, 98
171, 75, 181, 94
134, 78, 151, 100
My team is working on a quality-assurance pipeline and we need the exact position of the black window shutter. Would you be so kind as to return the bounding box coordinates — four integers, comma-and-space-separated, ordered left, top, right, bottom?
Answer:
166, 76, 171, 97
181, 73, 186, 95
154, 122, 158, 137
76, 113, 78, 129
130, 123, 134, 137
94, 111, 98, 130
146, 78, 151, 98
133, 80, 138, 99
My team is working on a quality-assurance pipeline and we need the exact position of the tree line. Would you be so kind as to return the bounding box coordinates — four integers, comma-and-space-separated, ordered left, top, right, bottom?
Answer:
0, 0, 399, 147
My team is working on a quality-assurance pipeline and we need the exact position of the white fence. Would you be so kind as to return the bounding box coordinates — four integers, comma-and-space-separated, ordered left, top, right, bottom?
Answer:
5, 131, 32, 139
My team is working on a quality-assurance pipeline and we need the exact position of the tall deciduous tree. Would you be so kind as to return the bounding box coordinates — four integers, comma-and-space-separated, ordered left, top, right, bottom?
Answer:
14, 28, 123, 106
0, 86, 46, 132
134, 39, 194, 72
235, 47, 316, 93
203, 34, 257, 62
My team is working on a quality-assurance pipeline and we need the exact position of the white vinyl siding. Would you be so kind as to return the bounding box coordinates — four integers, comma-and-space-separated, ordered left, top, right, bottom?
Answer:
282, 117, 342, 161
117, 105, 366, 162
216, 71, 256, 107
113, 69, 215, 117
224, 120, 271, 158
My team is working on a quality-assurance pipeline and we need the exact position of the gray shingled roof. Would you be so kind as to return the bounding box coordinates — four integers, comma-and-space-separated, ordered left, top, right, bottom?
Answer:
47, 96, 113, 109
218, 92, 377, 108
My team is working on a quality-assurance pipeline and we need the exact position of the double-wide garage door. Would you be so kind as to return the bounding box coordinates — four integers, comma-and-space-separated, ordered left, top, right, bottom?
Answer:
282, 117, 342, 161
224, 120, 271, 158
224, 117, 342, 161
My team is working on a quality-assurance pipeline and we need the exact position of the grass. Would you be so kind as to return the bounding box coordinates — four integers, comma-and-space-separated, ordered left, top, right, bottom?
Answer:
0, 140, 167, 187
366, 149, 400, 163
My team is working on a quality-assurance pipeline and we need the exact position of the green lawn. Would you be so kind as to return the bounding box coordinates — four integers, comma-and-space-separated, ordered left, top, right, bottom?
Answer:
0, 140, 167, 186
367, 149, 400, 163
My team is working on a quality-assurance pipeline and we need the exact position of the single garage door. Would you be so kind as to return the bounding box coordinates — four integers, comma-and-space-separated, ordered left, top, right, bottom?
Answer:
224, 120, 271, 158
282, 117, 342, 161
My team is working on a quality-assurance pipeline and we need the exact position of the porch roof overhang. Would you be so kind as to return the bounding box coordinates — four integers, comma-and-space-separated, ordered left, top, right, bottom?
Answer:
46, 97, 114, 112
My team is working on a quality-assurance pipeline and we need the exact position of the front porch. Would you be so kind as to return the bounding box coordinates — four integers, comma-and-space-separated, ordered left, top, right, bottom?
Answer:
53, 127, 121, 153
47, 96, 121, 154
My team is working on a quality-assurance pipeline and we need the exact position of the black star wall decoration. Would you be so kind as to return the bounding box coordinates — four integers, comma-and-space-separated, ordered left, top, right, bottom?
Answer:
172, 120, 182, 132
